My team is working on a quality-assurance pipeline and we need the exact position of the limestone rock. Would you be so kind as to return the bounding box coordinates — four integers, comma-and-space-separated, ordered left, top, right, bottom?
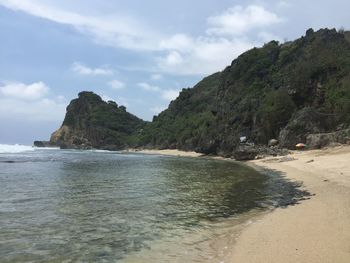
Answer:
268, 139, 279, 147
233, 145, 258, 161
306, 129, 350, 149
279, 107, 332, 148
48, 91, 145, 150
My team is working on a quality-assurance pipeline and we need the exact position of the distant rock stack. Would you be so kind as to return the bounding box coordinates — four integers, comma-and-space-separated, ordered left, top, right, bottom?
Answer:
48, 91, 145, 150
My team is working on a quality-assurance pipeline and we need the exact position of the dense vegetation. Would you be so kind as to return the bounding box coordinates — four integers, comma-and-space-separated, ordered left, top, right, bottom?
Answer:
138, 72, 221, 152
47, 28, 350, 155
139, 28, 350, 155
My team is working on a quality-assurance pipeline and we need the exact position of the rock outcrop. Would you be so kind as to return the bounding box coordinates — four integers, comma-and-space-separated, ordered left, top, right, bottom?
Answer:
278, 108, 334, 148
306, 129, 350, 149
49, 92, 145, 150
233, 145, 259, 161
33, 141, 57, 148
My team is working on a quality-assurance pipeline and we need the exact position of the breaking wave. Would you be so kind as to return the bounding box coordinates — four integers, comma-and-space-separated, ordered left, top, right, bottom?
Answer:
0, 144, 36, 154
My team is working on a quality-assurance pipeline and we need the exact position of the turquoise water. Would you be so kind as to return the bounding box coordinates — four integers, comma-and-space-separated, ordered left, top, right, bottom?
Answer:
0, 147, 307, 262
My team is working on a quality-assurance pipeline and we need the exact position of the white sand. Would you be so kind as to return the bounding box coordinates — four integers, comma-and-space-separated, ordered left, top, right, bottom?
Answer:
230, 146, 350, 263
126, 148, 204, 157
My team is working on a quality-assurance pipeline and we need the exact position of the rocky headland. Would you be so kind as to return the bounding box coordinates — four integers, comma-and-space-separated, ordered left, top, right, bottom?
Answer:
35, 28, 350, 159
43, 91, 145, 151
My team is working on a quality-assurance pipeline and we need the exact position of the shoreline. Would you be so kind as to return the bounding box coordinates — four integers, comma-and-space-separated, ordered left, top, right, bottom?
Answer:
133, 146, 350, 262
229, 146, 350, 263
124, 148, 205, 158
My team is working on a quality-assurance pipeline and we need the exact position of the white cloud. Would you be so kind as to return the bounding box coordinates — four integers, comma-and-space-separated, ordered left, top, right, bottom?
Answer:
159, 34, 194, 51
0, 1, 282, 76
108, 80, 125, 90
137, 82, 160, 92
0, 81, 49, 100
72, 62, 113, 75
0, 0, 161, 51
161, 89, 179, 101
162, 51, 183, 66
207, 5, 282, 36
0, 98, 66, 121
157, 36, 253, 75
0, 80, 66, 121
155, 5, 282, 75
138, 82, 179, 101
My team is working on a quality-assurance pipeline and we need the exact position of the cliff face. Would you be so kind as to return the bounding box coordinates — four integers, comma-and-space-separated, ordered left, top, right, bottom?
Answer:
141, 28, 350, 155
214, 28, 350, 153
49, 92, 145, 150
39, 28, 350, 155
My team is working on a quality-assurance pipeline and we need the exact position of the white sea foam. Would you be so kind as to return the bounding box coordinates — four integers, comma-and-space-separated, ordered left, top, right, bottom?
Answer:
0, 144, 35, 154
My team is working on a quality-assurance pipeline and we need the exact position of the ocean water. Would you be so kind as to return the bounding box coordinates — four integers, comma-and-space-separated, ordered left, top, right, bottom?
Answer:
0, 145, 308, 262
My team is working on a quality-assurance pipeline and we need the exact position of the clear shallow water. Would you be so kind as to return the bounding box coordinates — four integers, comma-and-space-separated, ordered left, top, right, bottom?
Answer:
0, 147, 308, 262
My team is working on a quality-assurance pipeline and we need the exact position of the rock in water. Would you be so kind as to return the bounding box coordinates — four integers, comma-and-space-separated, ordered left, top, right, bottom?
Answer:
33, 141, 56, 148
49, 91, 145, 150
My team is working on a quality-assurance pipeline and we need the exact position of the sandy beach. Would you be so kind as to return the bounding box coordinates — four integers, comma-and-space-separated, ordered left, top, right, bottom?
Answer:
125, 148, 205, 158
136, 146, 350, 262
228, 146, 350, 263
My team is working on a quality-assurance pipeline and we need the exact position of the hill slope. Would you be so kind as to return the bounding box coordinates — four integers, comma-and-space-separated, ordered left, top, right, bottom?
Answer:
139, 72, 221, 153
37, 28, 350, 156
141, 28, 350, 155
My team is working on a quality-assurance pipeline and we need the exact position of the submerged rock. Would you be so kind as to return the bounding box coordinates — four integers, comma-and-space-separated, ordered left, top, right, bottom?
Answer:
33, 141, 57, 148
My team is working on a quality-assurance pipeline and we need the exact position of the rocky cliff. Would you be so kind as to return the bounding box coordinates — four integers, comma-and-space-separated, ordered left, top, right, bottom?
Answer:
140, 28, 350, 155
48, 91, 145, 150
37, 28, 350, 156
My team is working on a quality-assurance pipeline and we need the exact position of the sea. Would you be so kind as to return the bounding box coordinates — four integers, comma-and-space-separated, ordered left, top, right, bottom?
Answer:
0, 144, 308, 262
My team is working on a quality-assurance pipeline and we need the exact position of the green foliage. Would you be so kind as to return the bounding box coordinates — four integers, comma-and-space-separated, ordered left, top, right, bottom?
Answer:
324, 77, 350, 121
59, 29, 350, 153
61, 91, 145, 148
139, 73, 221, 150
139, 29, 350, 152
259, 89, 296, 140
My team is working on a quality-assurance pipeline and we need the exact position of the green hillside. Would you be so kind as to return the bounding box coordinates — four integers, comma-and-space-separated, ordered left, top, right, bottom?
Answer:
40, 28, 350, 157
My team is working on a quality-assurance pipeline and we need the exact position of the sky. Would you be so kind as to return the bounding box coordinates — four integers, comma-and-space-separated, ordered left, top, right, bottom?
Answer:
0, 0, 349, 144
